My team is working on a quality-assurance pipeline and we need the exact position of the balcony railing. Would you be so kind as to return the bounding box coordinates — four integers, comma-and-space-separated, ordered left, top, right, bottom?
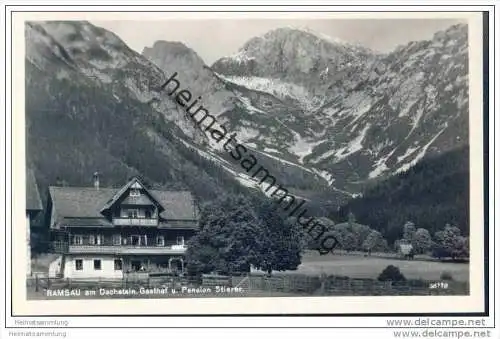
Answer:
112, 218, 158, 226
66, 244, 187, 255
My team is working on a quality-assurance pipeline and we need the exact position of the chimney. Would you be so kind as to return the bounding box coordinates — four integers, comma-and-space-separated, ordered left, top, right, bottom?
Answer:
93, 171, 100, 190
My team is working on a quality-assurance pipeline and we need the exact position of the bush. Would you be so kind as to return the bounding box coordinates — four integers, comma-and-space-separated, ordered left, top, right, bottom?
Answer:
377, 265, 406, 282
432, 244, 450, 259
440, 271, 454, 281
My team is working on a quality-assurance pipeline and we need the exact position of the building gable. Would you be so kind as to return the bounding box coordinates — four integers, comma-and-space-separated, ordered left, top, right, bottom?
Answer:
48, 176, 199, 229
99, 177, 165, 216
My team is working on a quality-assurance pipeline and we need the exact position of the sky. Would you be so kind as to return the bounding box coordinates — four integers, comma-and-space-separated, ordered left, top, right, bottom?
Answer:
91, 19, 465, 65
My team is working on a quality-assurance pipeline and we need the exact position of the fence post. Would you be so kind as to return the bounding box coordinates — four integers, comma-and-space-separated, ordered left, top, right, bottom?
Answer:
35, 274, 39, 292
319, 273, 327, 295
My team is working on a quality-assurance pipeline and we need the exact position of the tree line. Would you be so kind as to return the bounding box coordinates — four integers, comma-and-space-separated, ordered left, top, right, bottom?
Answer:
184, 192, 470, 277
333, 146, 469, 244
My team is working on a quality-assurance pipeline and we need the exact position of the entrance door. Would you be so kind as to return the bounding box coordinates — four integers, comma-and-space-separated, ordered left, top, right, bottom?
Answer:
130, 260, 141, 272
169, 257, 184, 273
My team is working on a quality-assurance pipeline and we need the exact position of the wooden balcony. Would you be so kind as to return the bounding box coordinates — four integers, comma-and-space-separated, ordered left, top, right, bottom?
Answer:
112, 218, 158, 226
67, 244, 187, 255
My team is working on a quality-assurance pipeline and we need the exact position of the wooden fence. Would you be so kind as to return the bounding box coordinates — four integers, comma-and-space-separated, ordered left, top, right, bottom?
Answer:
27, 273, 469, 297
27, 274, 199, 292
201, 274, 232, 287
230, 274, 469, 296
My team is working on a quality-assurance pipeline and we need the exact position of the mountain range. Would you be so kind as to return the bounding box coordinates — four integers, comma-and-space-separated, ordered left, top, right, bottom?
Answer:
25, 20, 469, 218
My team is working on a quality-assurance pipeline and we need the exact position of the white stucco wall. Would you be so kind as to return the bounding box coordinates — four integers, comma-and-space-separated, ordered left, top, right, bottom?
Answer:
48, 256, 63, 278
63, 255, 124, 279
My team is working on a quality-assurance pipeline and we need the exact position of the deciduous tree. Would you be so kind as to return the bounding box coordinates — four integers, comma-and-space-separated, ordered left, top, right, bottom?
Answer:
432, 224, 469, 260
253, 199, 303, 275
185, 194, 263, 275
362, 230, 388, 254
412, 228, 432, 254
186, 194, 304, 276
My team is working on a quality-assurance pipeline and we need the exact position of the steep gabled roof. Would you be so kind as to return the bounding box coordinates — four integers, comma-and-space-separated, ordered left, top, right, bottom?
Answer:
26, 168, 42, 212
99, 177, 164, 214
153, 190, 198, 220
49, 187, 116, 219
48, 179, 198, 228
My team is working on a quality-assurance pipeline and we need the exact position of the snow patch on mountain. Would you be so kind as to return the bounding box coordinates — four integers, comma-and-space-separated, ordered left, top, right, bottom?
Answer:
178, 137, 266, 192
218, 74, 322, 111
368, 162, 389, 179
226, 50, 256, 63
335, 124, 371, 162
311, 148, 337, 164
250, 147, 317, 175
237, 96, 268, 115
234, 127, 260, 143
397, 125, 448, 174
312, 169, 335, 186
264, 147, 281, 154
368, 147, 399, 179
287, 131, 326, 163
397, 146, 419, 163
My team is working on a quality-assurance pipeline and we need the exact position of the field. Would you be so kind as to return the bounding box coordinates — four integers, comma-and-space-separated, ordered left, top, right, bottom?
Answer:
277, 251, 470, 282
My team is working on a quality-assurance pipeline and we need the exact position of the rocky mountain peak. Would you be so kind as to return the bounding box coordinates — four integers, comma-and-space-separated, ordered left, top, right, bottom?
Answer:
142, 40, 206, 68
241, 26, 371, 54
26, 20, 147, 76
25, 20, 470, 204
211, 25, 378, 98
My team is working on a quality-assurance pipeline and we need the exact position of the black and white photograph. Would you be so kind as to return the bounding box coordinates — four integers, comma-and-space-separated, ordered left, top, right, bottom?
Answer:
6, 9, 490, 319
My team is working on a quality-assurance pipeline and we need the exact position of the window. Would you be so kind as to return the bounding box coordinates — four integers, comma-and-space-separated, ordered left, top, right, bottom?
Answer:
129, 235, 148, 246
114, 259, 122, 271
156, 236, 165, 247
176, 236, 184, 246
130, 189, 141, 197
130, 235, 140, 246
112, 234, 121, 246
88, 235, 103, 245
145, 210, 152, 218
93, 259, 101, 270
127, 209, 139, 218
72, 235, 83, 245
75, 259, 83, 271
